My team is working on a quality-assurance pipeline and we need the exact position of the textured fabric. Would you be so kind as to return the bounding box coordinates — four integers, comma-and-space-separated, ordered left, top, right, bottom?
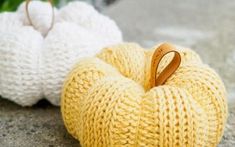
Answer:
0, 1, 122, 106
61, 43, 228, 147
0, 12, 23, 30
17, 1, 58, 36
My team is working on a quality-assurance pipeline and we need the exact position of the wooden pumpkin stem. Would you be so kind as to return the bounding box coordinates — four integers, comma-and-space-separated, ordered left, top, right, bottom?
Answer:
25, 0, 55, 34
150, 43, 181, 88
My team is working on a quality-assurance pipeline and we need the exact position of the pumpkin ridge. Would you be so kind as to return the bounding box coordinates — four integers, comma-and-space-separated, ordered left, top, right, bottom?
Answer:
165, 64, 228, 145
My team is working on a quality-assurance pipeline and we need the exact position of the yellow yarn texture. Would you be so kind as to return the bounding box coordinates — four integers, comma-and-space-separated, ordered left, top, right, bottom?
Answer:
61, 43, 228, 147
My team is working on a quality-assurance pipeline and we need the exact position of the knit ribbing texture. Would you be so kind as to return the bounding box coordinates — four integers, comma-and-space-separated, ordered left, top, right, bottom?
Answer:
61, 43, 228, 147
0, 1, 122, 106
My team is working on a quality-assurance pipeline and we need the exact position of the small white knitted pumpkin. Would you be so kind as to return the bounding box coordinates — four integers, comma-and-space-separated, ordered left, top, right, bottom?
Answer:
0, 0, 122, 106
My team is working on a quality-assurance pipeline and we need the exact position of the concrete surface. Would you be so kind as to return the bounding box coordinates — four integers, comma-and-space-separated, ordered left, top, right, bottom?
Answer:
0, 0, 234, 146
0, 99, 79, 147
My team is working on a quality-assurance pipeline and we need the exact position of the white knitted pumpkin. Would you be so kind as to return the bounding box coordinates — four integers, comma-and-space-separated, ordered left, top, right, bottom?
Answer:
0, 0, 122, 106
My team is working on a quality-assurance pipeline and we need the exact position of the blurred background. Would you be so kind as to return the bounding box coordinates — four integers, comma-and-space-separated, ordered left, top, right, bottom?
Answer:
0, 0, 118, 11
0, 0, 234, 146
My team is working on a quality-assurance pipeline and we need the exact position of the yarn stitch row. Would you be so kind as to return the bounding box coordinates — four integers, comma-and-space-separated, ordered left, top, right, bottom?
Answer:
0, 0, 122, 106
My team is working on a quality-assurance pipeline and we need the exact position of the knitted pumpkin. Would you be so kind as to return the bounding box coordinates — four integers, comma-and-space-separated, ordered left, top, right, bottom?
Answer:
0, 0, 122, 106
61, 43, 228, 146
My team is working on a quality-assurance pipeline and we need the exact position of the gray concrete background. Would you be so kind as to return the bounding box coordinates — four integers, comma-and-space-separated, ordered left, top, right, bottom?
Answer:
0, 0, 234, 146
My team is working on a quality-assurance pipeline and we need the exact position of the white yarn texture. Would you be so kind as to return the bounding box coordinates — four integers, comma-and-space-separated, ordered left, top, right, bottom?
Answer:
17, 1, 58, 36
0, 1, 122, 106
0, 12, 23, 30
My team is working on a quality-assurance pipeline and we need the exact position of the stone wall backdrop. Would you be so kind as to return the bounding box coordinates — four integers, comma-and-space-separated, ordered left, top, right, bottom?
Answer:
0, 0, 234, 146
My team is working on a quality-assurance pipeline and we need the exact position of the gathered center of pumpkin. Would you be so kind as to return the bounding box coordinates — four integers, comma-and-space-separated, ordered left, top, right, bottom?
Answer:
25, 0, 55, 36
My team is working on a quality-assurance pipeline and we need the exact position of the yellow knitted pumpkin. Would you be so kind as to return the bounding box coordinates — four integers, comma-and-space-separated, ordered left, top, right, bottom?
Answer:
61, 43, 228, 147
